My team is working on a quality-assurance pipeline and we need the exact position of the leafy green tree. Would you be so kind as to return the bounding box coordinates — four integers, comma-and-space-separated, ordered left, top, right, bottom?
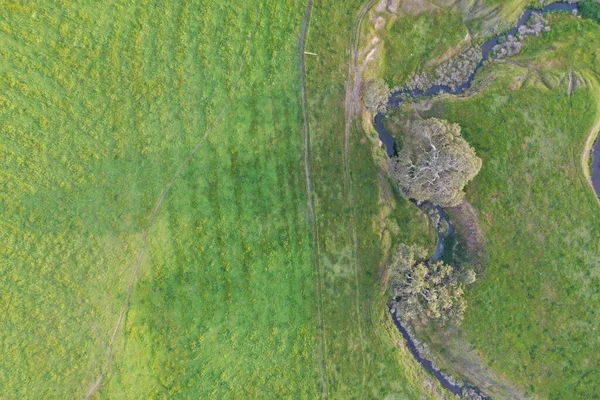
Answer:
361, 78, 390, 113
389, 244, 475, 325
392, 118, 482, 207
579, 1, 600, 23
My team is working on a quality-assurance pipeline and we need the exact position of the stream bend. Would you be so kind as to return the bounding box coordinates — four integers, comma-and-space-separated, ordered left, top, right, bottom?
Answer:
377, 2, 582, 397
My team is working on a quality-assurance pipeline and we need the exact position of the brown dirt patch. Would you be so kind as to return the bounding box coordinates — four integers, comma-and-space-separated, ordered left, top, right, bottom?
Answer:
375, 0, 400, 14
373, 15, 386, 30
397, 0, 437, 15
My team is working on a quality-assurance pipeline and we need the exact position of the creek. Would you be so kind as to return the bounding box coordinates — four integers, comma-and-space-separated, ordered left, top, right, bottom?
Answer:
375, 2, 579, 157
377, 2, 581, 397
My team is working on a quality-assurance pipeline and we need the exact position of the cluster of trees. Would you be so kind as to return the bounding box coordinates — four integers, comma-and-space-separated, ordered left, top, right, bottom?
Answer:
391, 118, 482, 207
361, 78, 390, 113
389, 244, 476, 325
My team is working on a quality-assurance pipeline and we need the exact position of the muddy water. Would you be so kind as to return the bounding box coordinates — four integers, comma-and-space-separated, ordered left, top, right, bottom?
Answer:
378, 2, 581, 397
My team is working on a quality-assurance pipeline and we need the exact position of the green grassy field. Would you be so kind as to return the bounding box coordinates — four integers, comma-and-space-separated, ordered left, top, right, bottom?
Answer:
1, 0, 448, 398
1, 1, 321, 397
381, 8, 468, 86
386, 13, 600, 399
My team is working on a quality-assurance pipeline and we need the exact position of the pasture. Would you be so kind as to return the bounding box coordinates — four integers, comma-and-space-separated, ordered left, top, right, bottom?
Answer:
1, 0, 445, 398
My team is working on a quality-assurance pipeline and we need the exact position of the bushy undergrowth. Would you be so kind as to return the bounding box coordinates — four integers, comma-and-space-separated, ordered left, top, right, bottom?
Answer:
579, 0, 600, 23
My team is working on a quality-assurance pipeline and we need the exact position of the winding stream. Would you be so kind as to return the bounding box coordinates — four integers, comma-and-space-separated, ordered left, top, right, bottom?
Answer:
414, 201, 455, 263
375, 1, 579, 158
376, 2, 587, 397
390, 307, 464, 396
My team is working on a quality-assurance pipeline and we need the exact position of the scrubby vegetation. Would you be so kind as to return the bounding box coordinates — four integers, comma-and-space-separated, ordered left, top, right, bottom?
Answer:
392, 118, 482, 207
362, 78, 390, 113
433, 47, 482, 90
579, 0, 600, 23
492, 13, 550, 59
381, 8, 468, 86
376, 0, 555, 89
405, 47, 482, 92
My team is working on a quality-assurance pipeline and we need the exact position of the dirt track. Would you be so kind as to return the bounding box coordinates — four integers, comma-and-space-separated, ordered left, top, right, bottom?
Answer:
341, 1, 378, 393
344, 0, 376, 155
298, 0, 328, 397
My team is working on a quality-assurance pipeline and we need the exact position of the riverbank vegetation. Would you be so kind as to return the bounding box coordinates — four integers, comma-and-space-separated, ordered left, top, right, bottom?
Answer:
362, 78, 391, 113
391, 118, 482, 207
384, 11, 600, 399
364, 0, 560, 89
303, 0, 449, 396
390, 244, 476, 325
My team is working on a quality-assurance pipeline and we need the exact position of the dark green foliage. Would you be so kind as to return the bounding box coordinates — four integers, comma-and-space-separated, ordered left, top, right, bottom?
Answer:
579, 1, 600, 23
390, 244, 475, 325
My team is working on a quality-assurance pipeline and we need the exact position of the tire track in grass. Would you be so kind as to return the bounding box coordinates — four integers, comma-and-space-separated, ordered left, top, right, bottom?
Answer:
344, 0, 375, 146
83, 102, 231, 400
83, 10, 262, 397
298, 0, 328, 396
342, 0, 376, 393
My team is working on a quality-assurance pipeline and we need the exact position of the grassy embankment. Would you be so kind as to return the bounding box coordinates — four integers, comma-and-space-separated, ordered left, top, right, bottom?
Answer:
303, 0, 447, 397
370, 0, 555, 87
386, 13, 600, 399
380, 8, 467, 86
1, 0, 443, 398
